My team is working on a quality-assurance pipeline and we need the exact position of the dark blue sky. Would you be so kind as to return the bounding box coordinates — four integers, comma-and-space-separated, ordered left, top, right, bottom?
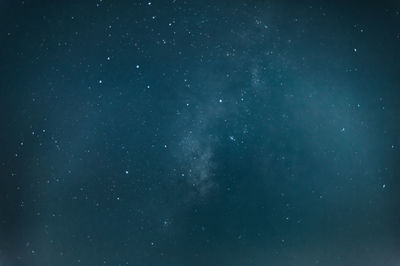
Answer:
1, 1, 400, 265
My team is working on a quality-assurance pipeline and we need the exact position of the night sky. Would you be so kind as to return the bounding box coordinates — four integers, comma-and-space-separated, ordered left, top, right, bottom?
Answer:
1, 1, 400, 265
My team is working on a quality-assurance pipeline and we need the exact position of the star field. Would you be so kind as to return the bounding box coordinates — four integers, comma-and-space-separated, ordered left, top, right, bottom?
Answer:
1, 1, 400, 265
